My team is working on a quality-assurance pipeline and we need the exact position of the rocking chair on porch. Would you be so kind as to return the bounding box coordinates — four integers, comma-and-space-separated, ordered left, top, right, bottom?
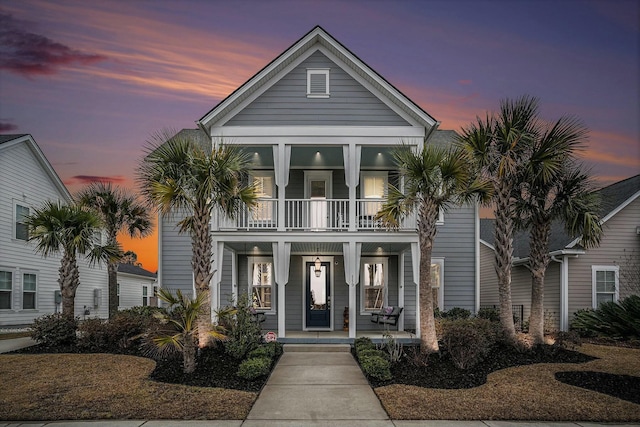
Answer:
370, 306, 403, 326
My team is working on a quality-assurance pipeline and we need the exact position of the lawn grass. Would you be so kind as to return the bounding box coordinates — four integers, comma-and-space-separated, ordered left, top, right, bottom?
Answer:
0, 353, 256, 420
375, 344, 640, 421
0, 332, 30, 340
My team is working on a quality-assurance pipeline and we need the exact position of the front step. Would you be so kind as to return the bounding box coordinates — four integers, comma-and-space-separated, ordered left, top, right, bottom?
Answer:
283, 344, 351, 353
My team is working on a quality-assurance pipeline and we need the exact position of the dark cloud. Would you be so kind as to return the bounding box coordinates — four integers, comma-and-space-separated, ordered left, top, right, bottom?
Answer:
0, 11, 107, 77
0, 121, 18, 132
66, 175, 127, 185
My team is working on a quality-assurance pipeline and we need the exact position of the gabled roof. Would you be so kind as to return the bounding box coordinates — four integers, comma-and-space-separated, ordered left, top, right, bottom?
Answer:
0, 134, 71, 201
198, 26, 438, 131
480, 174, 640, 259
117, 263, 157, 279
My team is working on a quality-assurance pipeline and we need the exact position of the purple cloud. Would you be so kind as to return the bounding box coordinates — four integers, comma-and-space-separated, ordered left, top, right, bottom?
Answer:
66, 175, 127, 185
0, 121, 18, 132
0, 11, 107, 77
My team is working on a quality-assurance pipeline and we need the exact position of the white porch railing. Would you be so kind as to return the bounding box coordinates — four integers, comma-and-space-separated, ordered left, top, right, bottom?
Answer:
215, 198, 416, 231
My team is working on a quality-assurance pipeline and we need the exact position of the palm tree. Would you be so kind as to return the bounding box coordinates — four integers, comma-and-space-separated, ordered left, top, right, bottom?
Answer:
76, 182, 152, 318
150, 288, 226, 374
515, 122, 602, 343
137, 129, 257, 346
24, 201, 119, 318
459, 95, 540, 342
376, 143, 490, 354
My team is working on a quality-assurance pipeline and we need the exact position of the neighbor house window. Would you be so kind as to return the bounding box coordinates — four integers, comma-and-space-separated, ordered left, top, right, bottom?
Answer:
307, 69, 330, 98
592, 266, 619, 307
0, 271, 12, 309
361, 258, 388, 312
142, 286, 148, 306
252, 173, 275, 222
431, 259, 445, 311
15, 205, 29, 241
22, 273, 36, 310
250, 258, 273, 311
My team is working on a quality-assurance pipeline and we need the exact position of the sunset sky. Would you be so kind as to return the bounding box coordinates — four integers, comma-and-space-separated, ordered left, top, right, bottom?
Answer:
1, 0, 638, 272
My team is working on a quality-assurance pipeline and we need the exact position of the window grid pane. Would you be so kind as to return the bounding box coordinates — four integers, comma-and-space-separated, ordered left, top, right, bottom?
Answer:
16, 205, 29, 240
0, 271, 12, 290
23, 274, 36, 291
363, 263, 384, 310
252, 262, 272, 309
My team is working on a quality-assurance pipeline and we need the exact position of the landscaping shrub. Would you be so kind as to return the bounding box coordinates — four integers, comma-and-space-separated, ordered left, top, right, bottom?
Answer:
359, 354, 392, 381
476, 307, 500, 322
440, 318, 499, 369
247, 342, 282, 360
357, 348, 386, 360
379, 332, 403, 363
440, 307, 472, 320
553, 330, 582, 351
224, 294, 263, 359
354, 336, 375, 353
571, 295, 640, 340
237, 356, 271, 380
29, 313, 78, 347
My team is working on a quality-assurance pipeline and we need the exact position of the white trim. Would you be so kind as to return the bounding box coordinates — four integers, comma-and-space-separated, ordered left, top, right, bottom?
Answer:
398, 251, 405, 330
302, 255, 334, 331
474, 202, 480, 313
360, 257, 389, 314
560, 256, 569, 331
591, 265, 619, 308
304, 170, 333, 199
306, 68, 330, 98
210, 125, 425, 138
248, 256, 276, 314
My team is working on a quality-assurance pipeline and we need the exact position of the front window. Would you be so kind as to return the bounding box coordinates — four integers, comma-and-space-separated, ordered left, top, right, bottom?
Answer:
361, 172, 388, 217
592, 266, 619, 307
361, 258, 387, 312
250, 258, 273, 311
0, 271, 12, 309
252, 173, 275, 222
22, 273, 36, 310
15, 205, 29, 241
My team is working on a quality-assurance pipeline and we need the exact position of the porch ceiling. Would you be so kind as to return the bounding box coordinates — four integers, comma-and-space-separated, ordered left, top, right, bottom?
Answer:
224, 240, 412, 255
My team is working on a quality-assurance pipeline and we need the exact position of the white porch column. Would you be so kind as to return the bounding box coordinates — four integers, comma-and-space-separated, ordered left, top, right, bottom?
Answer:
411, 242, 420, 338
272, 241, 291, 338
398, 251, 405, 331
343, 144, 361, 232
343, 241, 362, 339
560, 256, 569, 332
209, 241, 225, 323
273, 143, 291, 231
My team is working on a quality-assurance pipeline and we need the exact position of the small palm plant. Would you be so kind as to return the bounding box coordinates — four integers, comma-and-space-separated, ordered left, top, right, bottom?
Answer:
150, 288, 226, 374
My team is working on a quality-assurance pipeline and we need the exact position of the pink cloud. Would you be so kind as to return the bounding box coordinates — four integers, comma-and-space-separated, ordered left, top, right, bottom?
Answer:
0, 11, 107, 77
65, 175, 127, 185
458, 79, 472, 85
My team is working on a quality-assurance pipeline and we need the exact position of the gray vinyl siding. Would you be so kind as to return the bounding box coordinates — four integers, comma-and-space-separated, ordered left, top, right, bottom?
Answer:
160, 213, 193, 297
285, 256, 303, 330
432, 204, 477, 312
479, 243, 499, 308
286, 170, 348, 200
226, 51, 410, 127
568, 197, 640, 320
219, 249, 234, 307
332, 256, 348, 330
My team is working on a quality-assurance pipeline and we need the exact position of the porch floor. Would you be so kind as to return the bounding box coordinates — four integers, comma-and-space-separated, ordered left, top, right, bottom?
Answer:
272, 330, 418, 345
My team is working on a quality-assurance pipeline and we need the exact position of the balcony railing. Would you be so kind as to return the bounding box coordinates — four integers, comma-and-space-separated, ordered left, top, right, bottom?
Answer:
215, 198, 416, 231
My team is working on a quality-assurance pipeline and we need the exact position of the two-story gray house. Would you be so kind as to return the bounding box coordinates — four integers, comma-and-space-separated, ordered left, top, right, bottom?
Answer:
158, 26, 480, 342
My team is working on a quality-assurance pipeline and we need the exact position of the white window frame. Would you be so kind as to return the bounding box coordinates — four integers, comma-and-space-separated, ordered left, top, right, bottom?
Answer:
248, 256, 275, 314
14, 203, 30, 241
360, 257, 389, 314
251, 171, 276, 222
306, 68, 330, 98
22, 271, 37, 310
591, 265, 619, 308
431, 258, 445, 311
0, 269, 13, 310
142, 285, 148, 307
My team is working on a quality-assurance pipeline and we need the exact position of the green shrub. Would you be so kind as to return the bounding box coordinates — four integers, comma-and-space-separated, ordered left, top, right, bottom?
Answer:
224, 293, 264, 359
440, 307, 472, 320
263, 341, 283, 358
30, 313, 78, 347
237, 356, 271, 380
248, 345, 275, 360
441, 318, 498, 369
571, 296, 640, 340
359, 355, 392, 381
476, 307, 500, 322
354, 337, 375, 353
357, 348, 386, 360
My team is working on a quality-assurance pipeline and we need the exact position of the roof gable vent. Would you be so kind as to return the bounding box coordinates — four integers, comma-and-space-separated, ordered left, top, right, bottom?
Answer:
307, 68, 329, 98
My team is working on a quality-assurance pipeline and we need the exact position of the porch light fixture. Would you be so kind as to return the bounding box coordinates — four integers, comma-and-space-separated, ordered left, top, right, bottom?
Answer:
314, 256, 322, 277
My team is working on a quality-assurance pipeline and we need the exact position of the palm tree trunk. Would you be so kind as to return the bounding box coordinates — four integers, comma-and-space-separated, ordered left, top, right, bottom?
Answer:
418, 202, 439, 354
191, 205, 214, 347
59, 252, 80, 319
494, 185, 517, 343
107, 261, 118, 319
529, 220, 551, 345
182, 333, 197, 374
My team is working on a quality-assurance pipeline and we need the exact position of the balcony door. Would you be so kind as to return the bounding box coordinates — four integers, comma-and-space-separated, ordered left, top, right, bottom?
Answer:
305, 171, 332, 230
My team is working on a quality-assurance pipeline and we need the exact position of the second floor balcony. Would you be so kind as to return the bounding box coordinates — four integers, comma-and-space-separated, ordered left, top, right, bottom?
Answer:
215, 198, 417, 232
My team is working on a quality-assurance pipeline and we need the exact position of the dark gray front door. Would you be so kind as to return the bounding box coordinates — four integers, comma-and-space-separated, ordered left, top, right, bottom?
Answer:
306, 262, 331, 328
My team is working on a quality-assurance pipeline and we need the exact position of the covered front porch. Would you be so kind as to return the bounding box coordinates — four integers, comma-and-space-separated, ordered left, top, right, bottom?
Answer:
274, 330, 418, 345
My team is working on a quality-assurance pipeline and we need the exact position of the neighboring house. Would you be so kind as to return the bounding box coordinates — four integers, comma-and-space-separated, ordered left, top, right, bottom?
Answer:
117, 263, 157, 309
159, 26, 480, 342
0, 134, 109, 326
480, 174, 640, 332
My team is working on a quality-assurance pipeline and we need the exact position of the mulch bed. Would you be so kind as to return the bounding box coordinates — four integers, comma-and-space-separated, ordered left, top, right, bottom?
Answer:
367, 343, 596, 389
555, 371, 640, 405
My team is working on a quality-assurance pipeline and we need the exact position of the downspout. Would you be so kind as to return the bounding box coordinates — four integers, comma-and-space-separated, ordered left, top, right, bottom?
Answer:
551, 255, 569, 331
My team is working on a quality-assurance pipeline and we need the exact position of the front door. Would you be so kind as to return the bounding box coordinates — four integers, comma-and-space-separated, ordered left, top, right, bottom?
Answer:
306, 261, 331, 328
